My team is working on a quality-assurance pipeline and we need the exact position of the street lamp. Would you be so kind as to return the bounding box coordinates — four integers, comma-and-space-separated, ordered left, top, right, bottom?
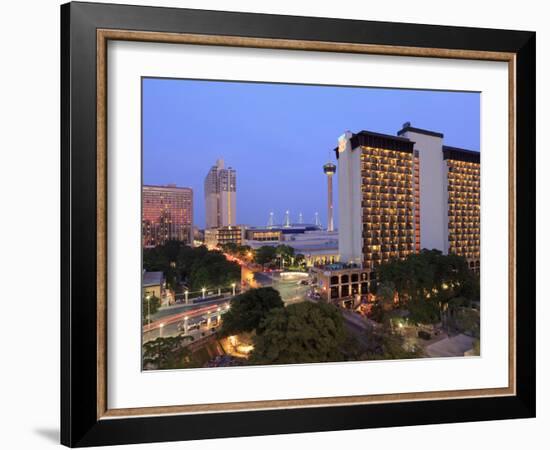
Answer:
183, 316, 189, 335
231, 282, 236, 296
184, 290, 189, 304
202, 287, 206, 299
146, 294, 151, 326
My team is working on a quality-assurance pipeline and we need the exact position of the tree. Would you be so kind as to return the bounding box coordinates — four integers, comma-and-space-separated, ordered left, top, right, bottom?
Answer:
218, 287, 284, 337
142, 294, 161, 324
142, 334, 194, 370
249, 302, 348, 365
143, 242, 240, 293
361, 323, 422, 360
472, 339, 480, 356
275, 244, 295, 267
406, 298, 440, 325
449, 306, 480, 338
220, 242, 239, 254
294, 253, 306, 269
254, 245, 278, 266
370, 282, 396, 326
377, 249, 480, 325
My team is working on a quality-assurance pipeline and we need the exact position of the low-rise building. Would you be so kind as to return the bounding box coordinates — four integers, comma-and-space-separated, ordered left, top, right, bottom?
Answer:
244, 228, 282, 242
143, 270, 165, 303
204, 226, 244, 249
243, 228, 339, 267
309, 263, 375, 308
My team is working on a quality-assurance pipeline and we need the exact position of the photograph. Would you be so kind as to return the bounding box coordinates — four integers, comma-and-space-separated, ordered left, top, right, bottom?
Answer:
141, 78, 481, 370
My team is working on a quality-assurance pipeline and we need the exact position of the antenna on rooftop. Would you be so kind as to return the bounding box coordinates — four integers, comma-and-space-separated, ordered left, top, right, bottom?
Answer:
284, 210, 291, 228
314, 212, 321, 228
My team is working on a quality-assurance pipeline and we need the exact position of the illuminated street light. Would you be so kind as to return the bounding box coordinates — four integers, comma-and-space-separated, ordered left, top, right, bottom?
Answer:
231, 282, 236, 296
184, 290, 189, 304
146, 294, 152, 326
202, 287, 206, 299
183, 316, 189, 334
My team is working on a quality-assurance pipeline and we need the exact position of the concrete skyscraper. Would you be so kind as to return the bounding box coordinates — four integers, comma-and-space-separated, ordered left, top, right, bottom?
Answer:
323, 162, 337, 232
204, 159, 237, 229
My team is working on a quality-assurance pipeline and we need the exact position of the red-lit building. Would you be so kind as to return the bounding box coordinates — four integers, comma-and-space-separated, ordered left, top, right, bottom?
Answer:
142, 184, 193, 247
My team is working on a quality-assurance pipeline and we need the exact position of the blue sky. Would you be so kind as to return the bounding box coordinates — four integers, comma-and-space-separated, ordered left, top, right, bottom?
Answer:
143, 78, 480, 229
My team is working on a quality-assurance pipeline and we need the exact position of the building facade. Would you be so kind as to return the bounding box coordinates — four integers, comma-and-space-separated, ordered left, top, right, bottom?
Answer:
316, 124, 480, 306
337, 130, 417, 269
397, 124, 480, 273
204, 159, 237, 229
142, 184, 193, 247
204, 226, 244, 249
443, 146, 481, 273
244, 228, 282, 242
143, 270, 165, 304
310, 263, 372, 308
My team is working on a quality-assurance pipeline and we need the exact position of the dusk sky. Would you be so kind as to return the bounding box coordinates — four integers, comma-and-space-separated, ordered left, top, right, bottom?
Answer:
143, 78, 480, 229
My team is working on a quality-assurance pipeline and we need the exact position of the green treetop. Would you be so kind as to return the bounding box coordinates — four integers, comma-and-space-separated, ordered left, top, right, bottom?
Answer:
250, 302, 348, 365
218, 287, 284, 337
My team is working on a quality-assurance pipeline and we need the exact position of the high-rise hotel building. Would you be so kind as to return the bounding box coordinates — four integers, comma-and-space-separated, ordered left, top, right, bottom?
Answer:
204, 159, 237, 229
397, 123, 480, 273
142, 184, 193, 247
442, 146, 481, 271
319, 124, 480, 305
337, 130, 419, 270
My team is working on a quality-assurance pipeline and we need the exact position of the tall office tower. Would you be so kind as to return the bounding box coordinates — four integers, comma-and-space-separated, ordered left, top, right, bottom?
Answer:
204, 159, 237, 229
142, 184, 193, 247
397, 123, 480, 273
337, 131, 416, 270
323, 162, 337, 232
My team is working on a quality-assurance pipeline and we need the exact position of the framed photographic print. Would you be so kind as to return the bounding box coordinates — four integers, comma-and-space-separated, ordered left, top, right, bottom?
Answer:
60, 1, 536, 447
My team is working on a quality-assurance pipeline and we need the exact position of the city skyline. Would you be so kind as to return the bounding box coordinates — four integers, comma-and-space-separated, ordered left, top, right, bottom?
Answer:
143, 78, 480, 229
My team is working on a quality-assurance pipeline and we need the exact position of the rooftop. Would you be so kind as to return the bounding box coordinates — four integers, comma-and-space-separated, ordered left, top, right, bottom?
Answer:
334, 129, 414, 158
443, 145, 480, 163
333, 124, 478, 161
143, 184, 193, 192
143, 271, 164, 287
397, 122, 444, 138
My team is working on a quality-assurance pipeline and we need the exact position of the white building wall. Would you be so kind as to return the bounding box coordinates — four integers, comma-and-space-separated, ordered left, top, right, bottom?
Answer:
400, 130, 448, 253
219, 190, 236, 227
205, 192, 219, 229
337, 132, 363, 264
